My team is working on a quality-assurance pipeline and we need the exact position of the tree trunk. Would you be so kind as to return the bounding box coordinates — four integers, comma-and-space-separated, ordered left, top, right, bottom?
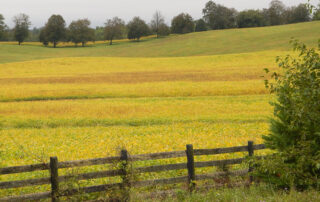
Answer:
82, 42, 85, 47
53, 42, 57, 48
18, 41, 21, 45
109, 39, 113, 45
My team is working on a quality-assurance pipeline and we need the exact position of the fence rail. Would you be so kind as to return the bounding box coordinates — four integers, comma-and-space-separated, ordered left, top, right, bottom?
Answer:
0, 141, 266, 202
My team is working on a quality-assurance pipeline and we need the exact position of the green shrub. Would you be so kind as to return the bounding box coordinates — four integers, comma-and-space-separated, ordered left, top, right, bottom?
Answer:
256, 39, 320, 190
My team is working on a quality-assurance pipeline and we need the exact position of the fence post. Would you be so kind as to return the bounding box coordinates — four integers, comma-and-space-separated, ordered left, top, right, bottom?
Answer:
248, 141, 254, 184
50, 157, 59, 202
120, 149, 130, 202
186, 144, 196, 192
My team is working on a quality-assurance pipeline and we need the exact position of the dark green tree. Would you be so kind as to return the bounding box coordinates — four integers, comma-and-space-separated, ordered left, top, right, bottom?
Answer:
95, 26, 105, 41
44, 15, 66, 48
0, 14, 8, 41
237, 10, 266, 28
104, 17, 125, 45
284, 4, 311, 24
68, 19, 94, 47
13, 13, 31, 45
195, 19, 207, 32
171, 13, 194, 34
39, 28, 49, 46
291, 4, 311, 23
157, 23, 170, 36
255, 40, 320, 189
127, 17, 150, 41
27, 27, 41, 42
203, 1, 237, 30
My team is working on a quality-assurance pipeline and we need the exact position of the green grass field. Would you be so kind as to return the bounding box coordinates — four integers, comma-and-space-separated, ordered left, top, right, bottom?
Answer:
0, 21, 319, 63
0, 21, 319, 199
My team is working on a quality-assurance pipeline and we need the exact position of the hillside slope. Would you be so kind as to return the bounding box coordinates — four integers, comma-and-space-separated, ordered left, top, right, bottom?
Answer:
0, 21, 319, 63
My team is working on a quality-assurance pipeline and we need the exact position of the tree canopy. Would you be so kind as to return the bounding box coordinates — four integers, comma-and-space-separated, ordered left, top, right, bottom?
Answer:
43, 15, 66, 48
0, 14, 8, 41
13, 13, 31, 45
195, 19, 207, 32
237, 10, 266, 28
171, 13, 194, 34
68, 19, 94, 47
127, 17, 150, 41
203, 1, 237, 30
157, 23, 170, 36
104, 17, 125, 45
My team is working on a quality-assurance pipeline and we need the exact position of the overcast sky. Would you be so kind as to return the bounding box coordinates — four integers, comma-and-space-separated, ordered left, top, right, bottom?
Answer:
1, 0, 319, 28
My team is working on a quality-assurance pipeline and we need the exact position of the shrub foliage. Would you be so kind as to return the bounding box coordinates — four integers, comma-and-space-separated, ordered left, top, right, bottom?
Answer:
255, 40, 320, 190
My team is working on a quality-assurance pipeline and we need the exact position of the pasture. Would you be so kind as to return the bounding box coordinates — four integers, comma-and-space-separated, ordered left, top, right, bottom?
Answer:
0, 21, 319, 198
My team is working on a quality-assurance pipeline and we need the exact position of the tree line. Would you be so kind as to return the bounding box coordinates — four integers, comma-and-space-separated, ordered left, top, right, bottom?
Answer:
0, 0, 319, 47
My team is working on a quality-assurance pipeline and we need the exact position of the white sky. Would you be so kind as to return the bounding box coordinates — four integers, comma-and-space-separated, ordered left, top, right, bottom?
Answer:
1, 0, 319, 28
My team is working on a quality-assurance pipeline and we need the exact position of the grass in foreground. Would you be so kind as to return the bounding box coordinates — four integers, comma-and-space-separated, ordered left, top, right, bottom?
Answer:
133, 185, 320, 202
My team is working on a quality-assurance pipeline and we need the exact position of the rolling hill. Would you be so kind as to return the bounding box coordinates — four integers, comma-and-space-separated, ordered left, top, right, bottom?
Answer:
0, 21, 319, 63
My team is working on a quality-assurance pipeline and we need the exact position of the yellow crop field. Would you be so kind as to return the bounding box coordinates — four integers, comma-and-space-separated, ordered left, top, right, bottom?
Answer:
0, 28, 293, 198
0, 50, 275, 195
0, 51, 283, 102
0, 51, 277, 163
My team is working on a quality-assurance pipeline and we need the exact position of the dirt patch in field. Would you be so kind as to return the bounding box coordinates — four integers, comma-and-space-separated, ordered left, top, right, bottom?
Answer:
0, 70, 263, 84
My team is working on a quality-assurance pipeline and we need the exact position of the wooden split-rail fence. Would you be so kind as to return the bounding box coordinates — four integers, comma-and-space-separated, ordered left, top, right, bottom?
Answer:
0, 141, 266, 201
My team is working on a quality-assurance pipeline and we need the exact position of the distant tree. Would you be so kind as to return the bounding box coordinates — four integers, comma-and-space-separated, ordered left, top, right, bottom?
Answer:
95, 26, 105, 41
171, 13, 195, 34
104, 17, 125, 45
127, 17, 150, 41
150, 11, 165, 38
68, 19, 94, 47
289, 4, 311, 23
268, 0, 286, 25
0, 14, 8, 41
13, 13, 31, 45
39, 28, 48, 46
195, 19, 207, 32
237, 10, 266, 28
203, 1, 237, 30
261, 8, 271, 26
157, 23, 170, 36
26, 27, 41, 42
44, 15, 66, 48
313, 4, 320, 20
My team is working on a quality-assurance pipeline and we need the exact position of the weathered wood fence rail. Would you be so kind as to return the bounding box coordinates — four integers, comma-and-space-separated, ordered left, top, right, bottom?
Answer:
0, 141, 266, 201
